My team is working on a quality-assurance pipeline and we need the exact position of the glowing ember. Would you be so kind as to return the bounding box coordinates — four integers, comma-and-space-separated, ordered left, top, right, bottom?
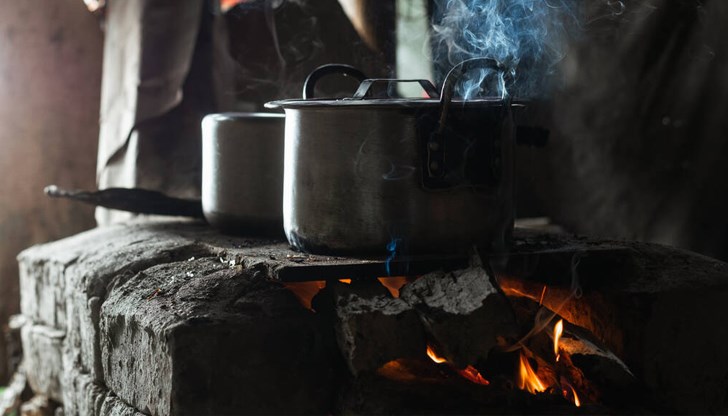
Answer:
283, 276, 411, 310
426, 345, 489, 386
377, 360, 418, 382
459, 365, 490, 386
518, 352, 546, 394
282, 281, 325, 310
554, 319, 564, 361
426, 345, 448, 364
220, 0, 247, 12
377, 276, 410, 298
539, 285, 547, 305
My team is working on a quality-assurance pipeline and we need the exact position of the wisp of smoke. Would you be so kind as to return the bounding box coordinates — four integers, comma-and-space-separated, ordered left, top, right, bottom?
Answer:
431, 0, 581, 98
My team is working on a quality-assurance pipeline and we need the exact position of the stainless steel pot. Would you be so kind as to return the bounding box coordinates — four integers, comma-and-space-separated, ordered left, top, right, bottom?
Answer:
267, 59, 522, 255
201, 112, 285, 236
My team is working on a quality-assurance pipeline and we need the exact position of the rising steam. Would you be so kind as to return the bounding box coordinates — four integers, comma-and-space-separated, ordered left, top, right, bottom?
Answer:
430, 0, 582, 98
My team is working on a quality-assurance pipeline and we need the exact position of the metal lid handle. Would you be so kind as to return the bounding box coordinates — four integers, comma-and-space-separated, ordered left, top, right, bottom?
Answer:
439, 57, 511, 104
352, 79, 440, 100
302, 64, 368, 99
437, 58, 513, 133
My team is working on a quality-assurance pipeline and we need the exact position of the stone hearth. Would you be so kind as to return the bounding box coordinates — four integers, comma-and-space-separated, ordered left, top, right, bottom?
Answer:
10, 220, 728, 415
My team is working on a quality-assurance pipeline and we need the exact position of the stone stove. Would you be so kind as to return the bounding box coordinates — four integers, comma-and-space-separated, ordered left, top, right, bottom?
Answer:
10, 220, 728, 415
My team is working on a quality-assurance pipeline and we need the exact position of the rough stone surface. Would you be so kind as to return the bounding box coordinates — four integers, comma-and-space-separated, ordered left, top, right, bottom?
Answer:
18, 221, 214, 329
0, 371, 33, 415
19, 395, 60, 416
98, 395, 144, 416
400, 266, 518, 368
18, 259, 67, 331
100, 257, 335, 416
61, 359, 107, 416
61, 363, 146, 416
6, 314, 27, 376
327, 280, 425, 375
21, 325, 65, 403
19, 221, 216, 382
16, 221, 728, 415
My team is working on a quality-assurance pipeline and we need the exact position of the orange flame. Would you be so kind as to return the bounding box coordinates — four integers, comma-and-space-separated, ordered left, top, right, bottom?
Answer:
426, 345, 489, 386
220, 0, 246, 12
562, 381, 581, 407
377, 276, 410, 298
426, 345, 447, 364
459, 365, 490, 386
518, 352, 546, 393
554, 319, 564, 362
539, 285, 547, 305
282, 281, 326, 310
283, 277, 407, 310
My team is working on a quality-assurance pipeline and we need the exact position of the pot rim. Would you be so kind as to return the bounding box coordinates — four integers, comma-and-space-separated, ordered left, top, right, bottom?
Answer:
203, 112, 285, 122
265, 97, 528, 110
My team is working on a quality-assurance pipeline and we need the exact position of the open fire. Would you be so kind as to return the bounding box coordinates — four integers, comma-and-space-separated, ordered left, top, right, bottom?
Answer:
283, 276, 411, 310
426, 344, 490, 386
517, 351, 546, 394
282, 267, 612, 411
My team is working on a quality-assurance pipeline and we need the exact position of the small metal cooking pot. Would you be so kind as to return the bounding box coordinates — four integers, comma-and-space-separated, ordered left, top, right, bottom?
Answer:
267, 59, 523, 255
201, 112, 285, 236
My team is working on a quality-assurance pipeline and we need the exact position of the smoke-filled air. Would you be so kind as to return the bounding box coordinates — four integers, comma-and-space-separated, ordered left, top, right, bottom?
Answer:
431, 0, 583, 99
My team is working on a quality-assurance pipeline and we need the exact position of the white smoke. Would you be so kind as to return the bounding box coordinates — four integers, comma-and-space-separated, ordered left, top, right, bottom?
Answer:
430, 0, 583, 98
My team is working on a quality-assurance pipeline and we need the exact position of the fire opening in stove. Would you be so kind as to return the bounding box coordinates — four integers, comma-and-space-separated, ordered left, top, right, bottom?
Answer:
280, 262, 629, 411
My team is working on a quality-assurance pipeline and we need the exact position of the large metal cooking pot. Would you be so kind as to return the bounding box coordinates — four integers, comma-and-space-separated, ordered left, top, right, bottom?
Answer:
201, 112, 285, 236
267, 59, 523, 255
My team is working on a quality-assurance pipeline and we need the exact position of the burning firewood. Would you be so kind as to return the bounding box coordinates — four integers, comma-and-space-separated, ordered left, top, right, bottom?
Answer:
503, 288, 640, 409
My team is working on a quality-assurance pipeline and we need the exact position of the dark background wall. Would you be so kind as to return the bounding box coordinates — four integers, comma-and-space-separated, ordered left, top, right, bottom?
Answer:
0, 0, 102, 382
517, 0, 728, 261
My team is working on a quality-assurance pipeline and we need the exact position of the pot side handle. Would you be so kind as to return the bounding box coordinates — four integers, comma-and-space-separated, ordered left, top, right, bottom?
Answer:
302, 64, 368, 100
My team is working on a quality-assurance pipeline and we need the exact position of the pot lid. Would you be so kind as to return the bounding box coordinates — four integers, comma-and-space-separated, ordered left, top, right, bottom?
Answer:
268, 59, 527, 110
265, 97, 526, 110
